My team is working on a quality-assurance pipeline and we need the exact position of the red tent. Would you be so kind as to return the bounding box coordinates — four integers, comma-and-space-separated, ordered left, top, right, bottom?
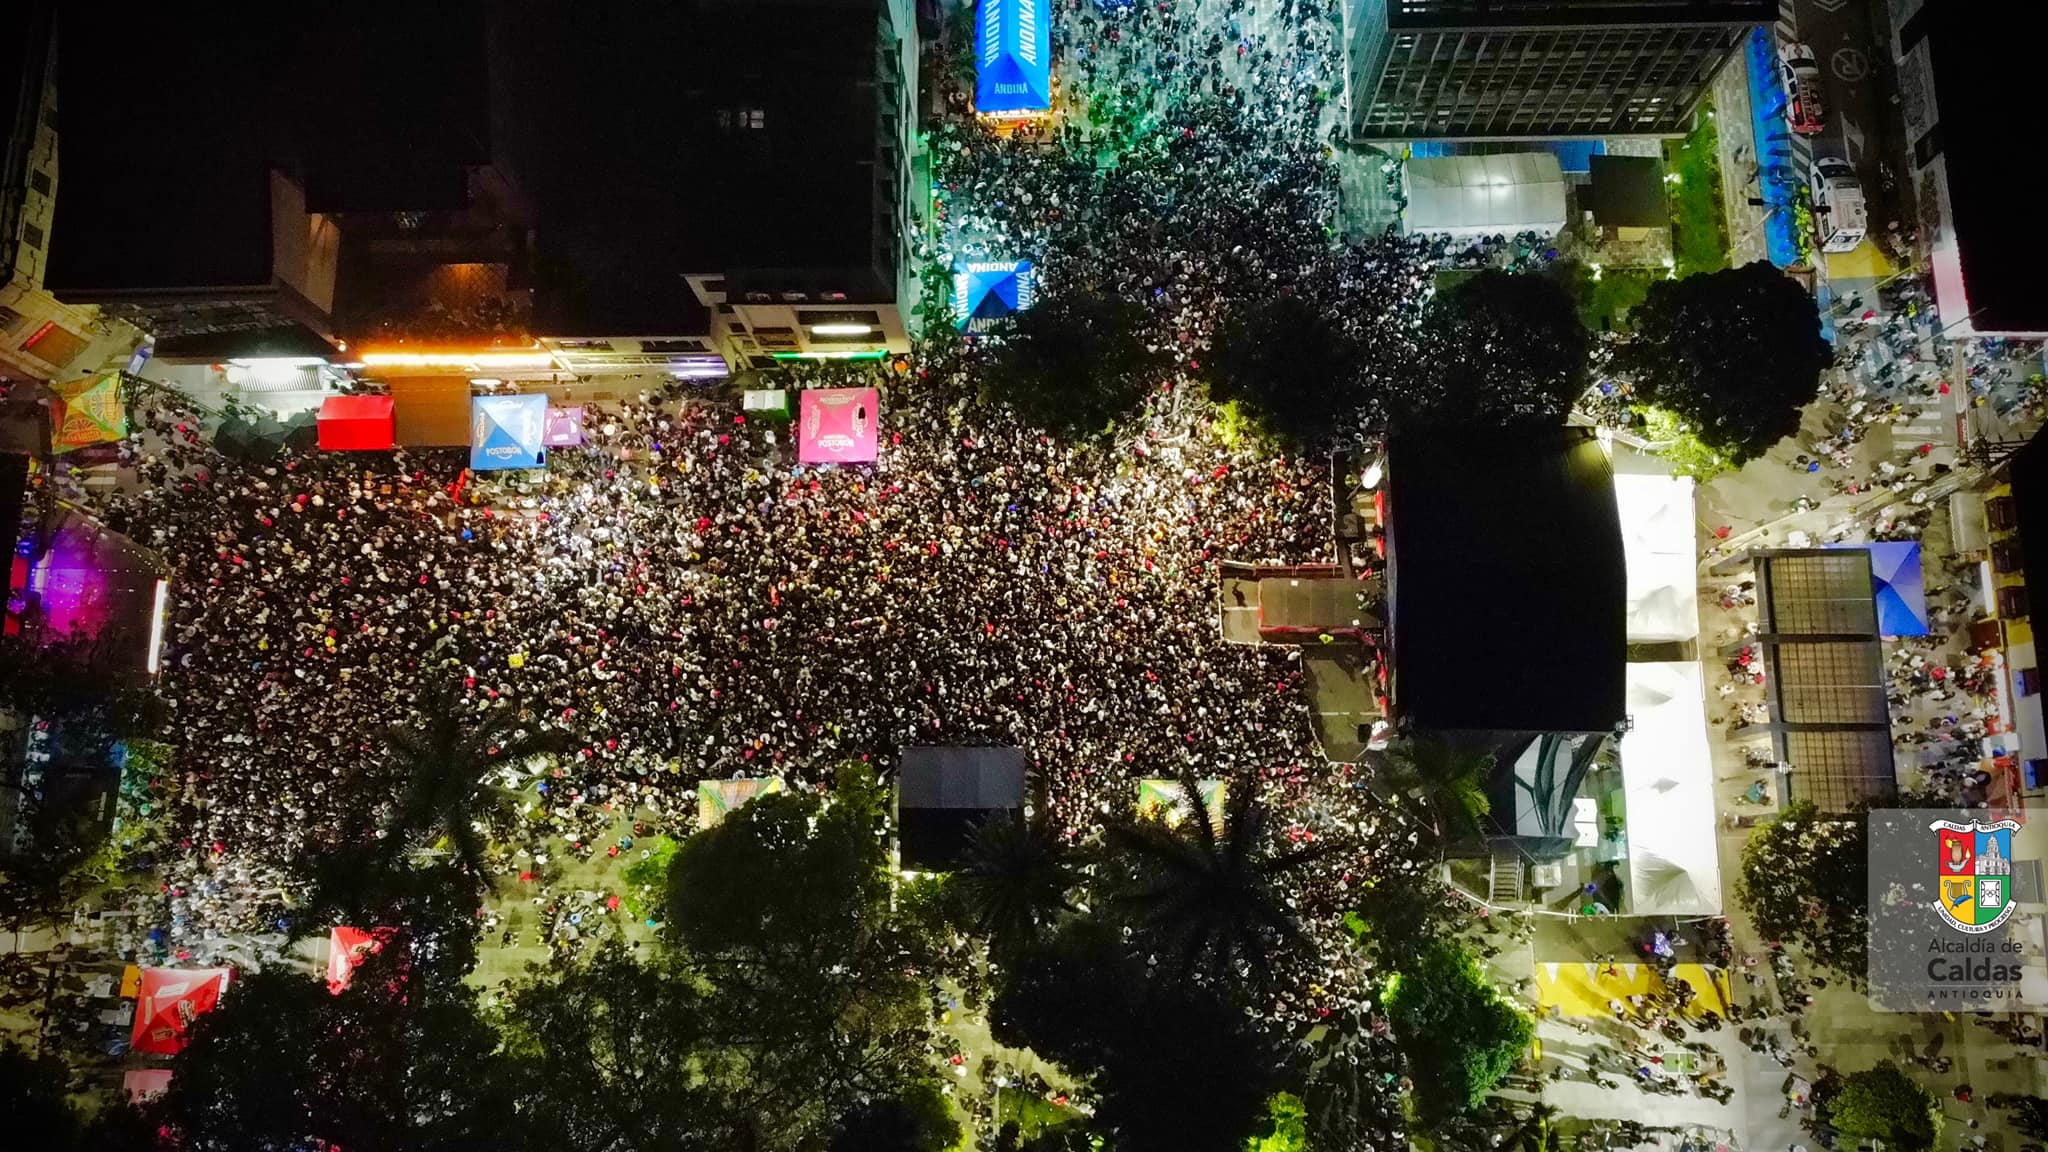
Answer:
327, 925, 387, 994
124, 1068, 174, 1102
317, 395, 397, 451
131, 966, 234, 1055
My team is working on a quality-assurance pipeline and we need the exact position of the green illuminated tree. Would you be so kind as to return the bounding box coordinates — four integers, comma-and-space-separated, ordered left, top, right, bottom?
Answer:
1383, 938, 1533, 1122
1827, 1061, 1941, 1152
1611, 261, 1830, 462
1734, 799, 1870, 979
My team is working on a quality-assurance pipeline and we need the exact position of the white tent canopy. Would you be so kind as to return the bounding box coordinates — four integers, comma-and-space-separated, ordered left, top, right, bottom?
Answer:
1615, 472, 1699, 643
1621, 661, 1723, 916
1401, 153, 1568, 238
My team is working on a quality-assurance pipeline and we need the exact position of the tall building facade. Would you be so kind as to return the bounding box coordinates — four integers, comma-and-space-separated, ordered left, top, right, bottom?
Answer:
1343, 0, 1771, 142
2, 1, 137, 387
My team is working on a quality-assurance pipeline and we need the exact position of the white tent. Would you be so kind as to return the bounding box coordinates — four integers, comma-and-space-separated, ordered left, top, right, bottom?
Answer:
1615, 472, 1699, 643
1621, 662, 1723, 916
1401, 154, 1568, 239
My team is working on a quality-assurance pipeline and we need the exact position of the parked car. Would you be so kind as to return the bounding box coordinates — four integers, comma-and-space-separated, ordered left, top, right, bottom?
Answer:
1780, 40, 1826, 136
1809, 156, 1868, 254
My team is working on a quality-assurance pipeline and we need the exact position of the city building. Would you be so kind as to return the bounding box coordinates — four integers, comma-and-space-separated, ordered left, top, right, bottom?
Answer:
495, 0, 923, 373
1342, 0, 1772, 142
42, 0, 923, 398
681, 0, 924, 366
1892, 0, 2048, 338
1, 1, 133, 388
1957, 430, 2048, 801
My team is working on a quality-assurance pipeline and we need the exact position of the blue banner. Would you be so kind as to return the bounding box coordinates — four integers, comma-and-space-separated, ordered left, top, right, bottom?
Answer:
470, 393, 548, 471
952, 258, 1037, 330
975, 0, 1051, 115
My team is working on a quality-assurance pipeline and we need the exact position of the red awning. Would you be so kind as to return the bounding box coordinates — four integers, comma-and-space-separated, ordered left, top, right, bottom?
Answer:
327, 925, 387, 994
131, 966, 234, 1055
317, 395, 397, 451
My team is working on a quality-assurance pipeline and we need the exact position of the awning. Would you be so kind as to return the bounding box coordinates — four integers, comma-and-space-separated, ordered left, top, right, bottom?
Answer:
470, 393, 547, 471
798, 388, 880, 464
953, 259, 1037, 330
975, 0, 1051, 114
316, 395, 396, 451
50, 373, 128, 454
326, 925, 386, 994
388, 377, 471, 448
1135, 778, 1225, 830
1400, 154, 1568, 239
1621, 662, 1722, 916
1826, 541, 1929, 636
696, 777, 784, 829
1615, 473, 1699, 643
131, 966, 234, 1055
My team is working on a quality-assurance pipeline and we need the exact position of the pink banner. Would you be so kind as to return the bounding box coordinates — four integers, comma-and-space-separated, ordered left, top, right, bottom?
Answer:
798, 388, 879, 464
544, 406, 585, 447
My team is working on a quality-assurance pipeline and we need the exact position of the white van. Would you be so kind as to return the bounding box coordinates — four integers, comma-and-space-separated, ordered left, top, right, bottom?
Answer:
1809, 157, 1867, 254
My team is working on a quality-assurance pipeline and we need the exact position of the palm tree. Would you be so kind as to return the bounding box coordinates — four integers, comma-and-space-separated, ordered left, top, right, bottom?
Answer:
376, 688, 568, 883
954, 802, 1080, 953
1105, 767, 1348, 994
1366, 736, 1495, 843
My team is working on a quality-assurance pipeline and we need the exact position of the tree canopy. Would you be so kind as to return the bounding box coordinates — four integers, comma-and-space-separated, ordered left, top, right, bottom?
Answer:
151, 955, 515, 1152
666, 765, 936, 1145
1208, 294, 1365, 445
956, 805, 1081, 957
828, 1080, 963, 1152
983, 290, 1162, 436
1414, 270, 1590, 428
1103, 768, 1346, 996
1734, 799, 1876, 979
1368, 737, 1495, 847
1383, 937, 1533, 1122
375, 691, 570, 880
992, 917, 1282, 1152
496, 942, 746, 1150
1827, 1061, 1941, 1152
1610, 261, 1831, 462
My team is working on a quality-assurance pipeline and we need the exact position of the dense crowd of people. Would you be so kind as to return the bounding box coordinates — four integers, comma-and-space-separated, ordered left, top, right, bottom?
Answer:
930, 0, 1443, 400
0, 7, 1502, 1101
92, 353, 1411, 1019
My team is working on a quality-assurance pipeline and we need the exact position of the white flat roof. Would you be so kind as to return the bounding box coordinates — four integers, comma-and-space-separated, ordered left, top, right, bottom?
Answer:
1622, 661, 1723, 917
1400, 153, 1568, 239
1615, 472, 1699, 644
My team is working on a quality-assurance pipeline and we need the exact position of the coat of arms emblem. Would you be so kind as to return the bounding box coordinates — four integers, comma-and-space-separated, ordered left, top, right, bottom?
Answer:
1931, 818, 2020, 934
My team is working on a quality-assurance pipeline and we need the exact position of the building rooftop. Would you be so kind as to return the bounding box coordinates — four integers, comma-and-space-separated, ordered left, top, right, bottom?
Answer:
498, 0, 892, 334
1385, 426, 1625, 734
1384, 0, 1775, 27
1922, 3, 2048, 334
1, 0, 56, 286
896, 746, 1027, 871
45, 2, 489, 297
